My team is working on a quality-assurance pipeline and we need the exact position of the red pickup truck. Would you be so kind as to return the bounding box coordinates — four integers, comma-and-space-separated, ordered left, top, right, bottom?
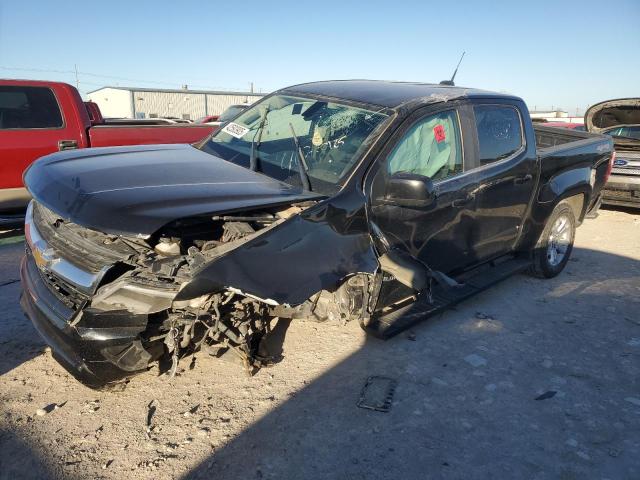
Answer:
0, 79, 216, 211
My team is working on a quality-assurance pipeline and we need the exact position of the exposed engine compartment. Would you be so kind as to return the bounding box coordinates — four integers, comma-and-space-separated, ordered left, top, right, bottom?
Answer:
32, 200, 374, 379
94, 203, 315, 375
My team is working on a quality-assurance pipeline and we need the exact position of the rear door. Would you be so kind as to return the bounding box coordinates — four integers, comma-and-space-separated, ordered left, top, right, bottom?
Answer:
0, 85, 80, 203
465, 101, 538, 261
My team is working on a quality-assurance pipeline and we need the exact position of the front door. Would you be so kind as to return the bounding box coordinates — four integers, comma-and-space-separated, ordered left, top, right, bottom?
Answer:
367, 104, 480, 276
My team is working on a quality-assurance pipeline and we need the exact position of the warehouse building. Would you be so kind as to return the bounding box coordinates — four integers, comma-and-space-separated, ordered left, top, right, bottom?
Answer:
87, 86, 264, 120
529, 110, 584, 124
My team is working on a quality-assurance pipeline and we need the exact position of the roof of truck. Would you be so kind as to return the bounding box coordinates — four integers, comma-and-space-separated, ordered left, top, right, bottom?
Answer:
283, 80, 520, 109
86, 85, 263, 97
0, 79, 74, 88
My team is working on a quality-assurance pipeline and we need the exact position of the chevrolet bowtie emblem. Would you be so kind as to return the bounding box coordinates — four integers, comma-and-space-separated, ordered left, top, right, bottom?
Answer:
32, 240, 60, 271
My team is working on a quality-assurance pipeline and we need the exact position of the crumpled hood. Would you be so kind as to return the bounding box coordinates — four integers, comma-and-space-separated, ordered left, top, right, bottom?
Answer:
24, 144, 320, 236
585, 98, 640, 133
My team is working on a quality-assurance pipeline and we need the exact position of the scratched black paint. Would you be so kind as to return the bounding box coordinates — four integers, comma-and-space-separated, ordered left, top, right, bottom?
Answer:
21, 81, 614, 386
26, 82, 613, 306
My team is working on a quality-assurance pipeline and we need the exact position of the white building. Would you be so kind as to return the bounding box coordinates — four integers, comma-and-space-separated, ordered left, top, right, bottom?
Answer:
529, 110, 583, 124
87, 86, 264, 120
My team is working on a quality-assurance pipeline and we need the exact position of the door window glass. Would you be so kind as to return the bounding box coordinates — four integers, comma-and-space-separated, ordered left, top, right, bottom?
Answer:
0, 86, 63, 129
387, 110, 463, 181
474, 105, 523, 165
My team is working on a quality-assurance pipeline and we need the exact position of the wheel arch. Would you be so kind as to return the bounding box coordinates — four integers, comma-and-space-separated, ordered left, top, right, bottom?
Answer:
561, 193, 586, 224
537, 166, 592, 222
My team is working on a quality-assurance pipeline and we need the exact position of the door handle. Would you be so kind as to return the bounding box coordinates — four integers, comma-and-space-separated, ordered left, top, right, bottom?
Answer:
58, 140, 78, 151
514, 174, 533, 185
452, 194, 474, 208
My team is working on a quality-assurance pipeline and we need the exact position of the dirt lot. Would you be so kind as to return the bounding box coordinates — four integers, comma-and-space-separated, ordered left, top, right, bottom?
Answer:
0, 207, 639, 480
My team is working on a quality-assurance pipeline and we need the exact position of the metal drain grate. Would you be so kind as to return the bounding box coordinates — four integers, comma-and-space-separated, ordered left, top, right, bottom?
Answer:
357, 376, 397, 412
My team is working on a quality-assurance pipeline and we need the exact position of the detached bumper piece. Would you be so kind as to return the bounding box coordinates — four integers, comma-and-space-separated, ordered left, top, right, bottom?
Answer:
20, 251, 157, 388
365, 256, 531, 339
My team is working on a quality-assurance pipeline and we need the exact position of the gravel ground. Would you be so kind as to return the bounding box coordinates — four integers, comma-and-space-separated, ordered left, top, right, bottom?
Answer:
0, 207, 639, 480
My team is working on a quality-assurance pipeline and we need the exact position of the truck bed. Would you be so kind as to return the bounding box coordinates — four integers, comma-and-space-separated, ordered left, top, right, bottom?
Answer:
88, 124, 215, 148
534, 124, 613, 217
535, 124, 611, 174
534, 124, 598, 152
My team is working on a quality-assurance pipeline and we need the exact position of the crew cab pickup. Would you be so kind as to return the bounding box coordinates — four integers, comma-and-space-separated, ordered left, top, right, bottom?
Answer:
20, 80, 614, 387
0, 79, 216, 211
585, 98, 640, 208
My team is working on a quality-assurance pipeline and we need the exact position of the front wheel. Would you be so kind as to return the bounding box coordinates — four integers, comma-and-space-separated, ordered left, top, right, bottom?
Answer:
529, 201, 576, 278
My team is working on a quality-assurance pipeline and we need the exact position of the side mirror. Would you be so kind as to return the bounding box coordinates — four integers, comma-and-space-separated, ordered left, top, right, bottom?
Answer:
383, 172, 436, 208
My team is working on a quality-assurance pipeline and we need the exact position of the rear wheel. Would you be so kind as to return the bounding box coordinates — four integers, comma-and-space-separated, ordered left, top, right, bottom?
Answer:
529, 202, 576, 278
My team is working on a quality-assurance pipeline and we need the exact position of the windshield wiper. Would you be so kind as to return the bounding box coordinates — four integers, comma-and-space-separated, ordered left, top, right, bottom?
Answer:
249, 106, 270, 171
289, 123, 312, 191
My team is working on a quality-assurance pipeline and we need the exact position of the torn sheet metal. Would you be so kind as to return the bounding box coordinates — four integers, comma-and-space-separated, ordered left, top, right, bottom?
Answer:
175, 189, 379, 306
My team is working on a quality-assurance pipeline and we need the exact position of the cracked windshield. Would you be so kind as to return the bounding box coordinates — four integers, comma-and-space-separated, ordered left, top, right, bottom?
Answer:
201, 95, 389, 194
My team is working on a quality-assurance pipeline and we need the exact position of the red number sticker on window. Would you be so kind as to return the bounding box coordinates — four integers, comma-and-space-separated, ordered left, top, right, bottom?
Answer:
433, 124, 446, 143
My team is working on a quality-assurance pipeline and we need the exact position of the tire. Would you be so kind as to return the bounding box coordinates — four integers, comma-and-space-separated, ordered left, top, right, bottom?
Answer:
529, 201, 576, 278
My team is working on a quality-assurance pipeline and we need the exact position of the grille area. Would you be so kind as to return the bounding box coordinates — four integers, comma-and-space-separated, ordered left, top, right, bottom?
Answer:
612, 167, 640, 175
26, 201, 133, 311
26, 246, 89, 311
603, 189, 634, 200
32, 202, 136, 274
617, 152, 640, 160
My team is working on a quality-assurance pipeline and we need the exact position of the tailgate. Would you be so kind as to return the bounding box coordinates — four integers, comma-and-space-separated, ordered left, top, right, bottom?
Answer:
88, 124, 215, 148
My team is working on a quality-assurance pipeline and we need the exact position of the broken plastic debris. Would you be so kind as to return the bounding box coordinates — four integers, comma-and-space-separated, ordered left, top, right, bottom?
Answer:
35, 402, 63, 416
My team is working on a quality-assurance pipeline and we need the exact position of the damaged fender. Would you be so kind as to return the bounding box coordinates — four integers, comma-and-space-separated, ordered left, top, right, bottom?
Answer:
175, 189, 380, 306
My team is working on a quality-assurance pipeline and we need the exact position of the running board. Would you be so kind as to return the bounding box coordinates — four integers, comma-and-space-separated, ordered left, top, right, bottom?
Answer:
365, 256, 531, 339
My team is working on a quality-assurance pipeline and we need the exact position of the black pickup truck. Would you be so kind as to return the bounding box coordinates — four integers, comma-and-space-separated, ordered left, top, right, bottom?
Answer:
20, 80, 614, 387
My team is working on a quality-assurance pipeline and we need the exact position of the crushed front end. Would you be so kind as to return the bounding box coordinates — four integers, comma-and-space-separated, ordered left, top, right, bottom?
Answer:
20, 200, 316, 387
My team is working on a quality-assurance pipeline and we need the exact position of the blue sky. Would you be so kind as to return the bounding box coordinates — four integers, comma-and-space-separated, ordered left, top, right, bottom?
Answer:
1, 0, 638, 115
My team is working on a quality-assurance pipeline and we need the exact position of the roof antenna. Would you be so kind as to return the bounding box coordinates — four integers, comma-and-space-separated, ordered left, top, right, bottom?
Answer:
440, 51, 465, 86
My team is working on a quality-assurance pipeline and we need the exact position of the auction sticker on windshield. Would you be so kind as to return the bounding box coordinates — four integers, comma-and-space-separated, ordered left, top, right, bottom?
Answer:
222, 122, 250, 139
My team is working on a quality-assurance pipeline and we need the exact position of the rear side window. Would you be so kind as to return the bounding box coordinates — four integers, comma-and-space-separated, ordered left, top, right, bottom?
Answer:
387, 109, 463, 181
0, 86, 63, 129
474, 105, 523, 165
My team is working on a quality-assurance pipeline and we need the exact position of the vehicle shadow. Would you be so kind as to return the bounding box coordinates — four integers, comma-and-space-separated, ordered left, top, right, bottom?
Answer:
183, 246, 640, 480
0, 428, 53, 480
0, 242, 46, 377
600, 204, 639, 215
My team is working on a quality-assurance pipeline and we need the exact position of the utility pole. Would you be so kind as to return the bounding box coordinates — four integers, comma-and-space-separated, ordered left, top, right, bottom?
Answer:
74, 64, 79, 90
